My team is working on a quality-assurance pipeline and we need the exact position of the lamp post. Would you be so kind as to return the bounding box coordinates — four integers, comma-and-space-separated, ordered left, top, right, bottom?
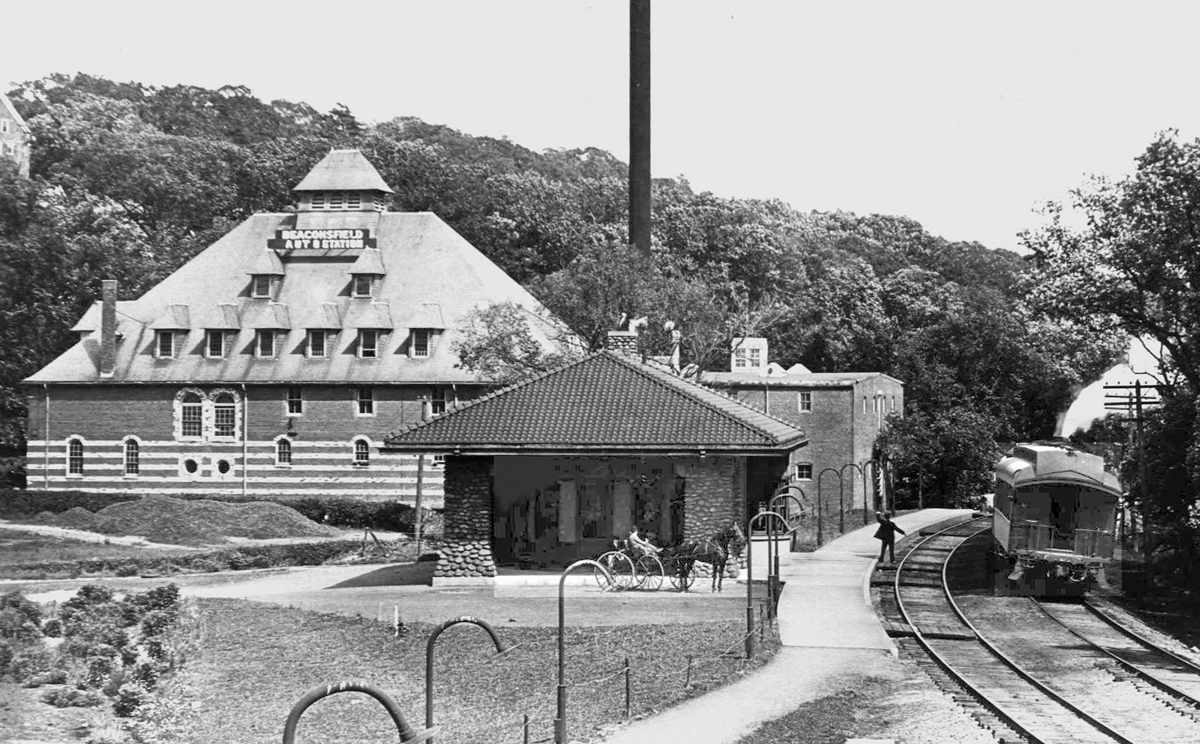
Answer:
555, 559, 611, 744
747, 510, 788, 653
818, 468, 844, 535
769, 488, 806, 572
840, 463, 866, 525
425, 616, 506, 744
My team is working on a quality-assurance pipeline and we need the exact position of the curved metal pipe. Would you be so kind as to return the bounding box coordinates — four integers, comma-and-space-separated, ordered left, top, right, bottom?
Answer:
818, 467, 843, 534
426, 616, 506, 744
282, 680, 432, 744
556, 559, 611, 744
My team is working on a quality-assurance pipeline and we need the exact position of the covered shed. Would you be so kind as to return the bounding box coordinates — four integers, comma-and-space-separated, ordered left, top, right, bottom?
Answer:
383, 346, 808, 583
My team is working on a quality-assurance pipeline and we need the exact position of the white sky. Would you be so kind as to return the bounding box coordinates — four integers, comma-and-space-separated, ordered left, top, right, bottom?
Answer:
4, 0, 1200, 253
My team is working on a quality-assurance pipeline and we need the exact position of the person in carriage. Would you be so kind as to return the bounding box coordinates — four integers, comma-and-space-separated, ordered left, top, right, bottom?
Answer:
626, 525, 662, 556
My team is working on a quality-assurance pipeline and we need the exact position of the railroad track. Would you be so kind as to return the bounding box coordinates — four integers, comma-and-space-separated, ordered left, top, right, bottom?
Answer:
889, 518, 1128, 744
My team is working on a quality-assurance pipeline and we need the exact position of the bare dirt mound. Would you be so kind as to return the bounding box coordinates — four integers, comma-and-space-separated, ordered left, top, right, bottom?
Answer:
35, 495, 342, 545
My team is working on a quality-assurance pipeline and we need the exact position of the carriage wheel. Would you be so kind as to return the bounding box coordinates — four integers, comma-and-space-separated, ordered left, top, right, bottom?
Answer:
635, 554, 665, 591
595, 551, 636, 591
668, 562, 696, 591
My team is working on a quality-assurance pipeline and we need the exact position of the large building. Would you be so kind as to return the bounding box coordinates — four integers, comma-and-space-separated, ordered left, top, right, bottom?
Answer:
23, 150, 569, 504
0, 92, 31, 177
702, 337, 903, 518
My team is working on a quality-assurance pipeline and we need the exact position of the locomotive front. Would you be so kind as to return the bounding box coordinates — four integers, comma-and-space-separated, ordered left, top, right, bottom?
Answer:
992, 443, 1122, 591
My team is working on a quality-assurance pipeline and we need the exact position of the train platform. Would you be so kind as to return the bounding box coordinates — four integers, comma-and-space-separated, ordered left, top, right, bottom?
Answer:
596, 507, 977, 744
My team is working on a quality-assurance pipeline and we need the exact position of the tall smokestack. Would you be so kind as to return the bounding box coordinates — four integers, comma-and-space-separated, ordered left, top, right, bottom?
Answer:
100, 279, 117, 378
629, 0, 651, 257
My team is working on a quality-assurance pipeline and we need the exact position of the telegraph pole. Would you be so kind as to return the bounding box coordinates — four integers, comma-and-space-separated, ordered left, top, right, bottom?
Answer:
1104, 380, 1162, 594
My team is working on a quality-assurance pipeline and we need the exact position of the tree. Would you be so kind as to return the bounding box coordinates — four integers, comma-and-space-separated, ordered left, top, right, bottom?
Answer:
877, 408, 1001, 509
453, 301, 583, 382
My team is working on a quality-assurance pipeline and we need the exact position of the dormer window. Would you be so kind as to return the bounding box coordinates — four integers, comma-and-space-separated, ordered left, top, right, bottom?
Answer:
358, 330, 380, 358
156, 331, 175, 358
251, 275, 273, 299
307, 330, 329, 358
206, 330, 225, 358
410, 329, 437, 358
352, 275, 373, 298
256, 330, 276, 358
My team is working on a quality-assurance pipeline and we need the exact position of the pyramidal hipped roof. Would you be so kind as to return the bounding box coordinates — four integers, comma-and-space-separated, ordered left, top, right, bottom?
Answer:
383, 351, 808, 456
293, 149, 394, 193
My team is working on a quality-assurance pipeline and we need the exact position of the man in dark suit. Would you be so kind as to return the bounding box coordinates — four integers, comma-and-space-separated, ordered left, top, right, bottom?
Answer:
874, 511, 906, 563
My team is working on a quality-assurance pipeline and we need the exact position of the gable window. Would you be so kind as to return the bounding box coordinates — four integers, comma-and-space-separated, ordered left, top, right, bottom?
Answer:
251, 275, 272, 299
67, 438, 84, 476
795, 463, 813, 481
353, 438, 370, 466
206, 330, 225, 358
256, 330, 276, 358
352, 275, 373, 298
329, 191, 344, 210
359, 329, 379, 358
276, 438, 292, 467
347, 192, 362, 210
798, 392, 812, 412
748, 348, 762, 367
356, 386, 374, 416
431, 386, 447, 415
310, 192, 325, 210
411, 329, 431, 358
307, 330, 327, 358
733, 348, 747, 368
213, 393, 237, 438
287, 386, 303, 415
156, 331, 175, 358
124, 439, 140, 476
181, 392, 203, 438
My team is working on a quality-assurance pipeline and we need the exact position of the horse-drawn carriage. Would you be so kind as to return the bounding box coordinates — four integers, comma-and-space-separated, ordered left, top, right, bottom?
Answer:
593, 522, 745, 593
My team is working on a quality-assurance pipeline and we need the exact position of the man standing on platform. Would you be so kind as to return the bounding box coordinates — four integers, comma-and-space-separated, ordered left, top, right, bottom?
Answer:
874, 511, 906, 564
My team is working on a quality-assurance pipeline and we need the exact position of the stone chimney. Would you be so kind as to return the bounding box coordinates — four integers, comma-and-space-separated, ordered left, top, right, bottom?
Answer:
606, 331, 641, 358
99, 279, 117, 378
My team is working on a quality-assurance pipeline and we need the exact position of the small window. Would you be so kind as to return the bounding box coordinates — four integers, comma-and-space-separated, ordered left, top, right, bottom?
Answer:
796, 463, 813, 481
216, 459, 232, 475
347, 192, 361, 210
67, 438, 84, 476
431, 386, 447, 415
124, 439, 139, 476
251, 275, 272, 299
798, 392, 812, 413
181, 392, 203, 438
356, 387, 374, 416
183, 458, 199, 475
0, 120, 9, 134
329, 191, 344, 210
733, 348, 747, 368
431, 454, 446, 468
359, 329, 378, 358
352, 275, 372, 297
412, 329, 430, 358
311, 192, 325, 210
256, 330, 276, 358
213, 393, 237, 438
308, 330, 327, 358
891, 396, 896, 412
276, 438, 292, 466
353, 438, 370, 466
287, 386, 303, 415
748, 348, 762, 368
156, 331, 175, 358
863, 396, 868, 414
206, 330, 224, 358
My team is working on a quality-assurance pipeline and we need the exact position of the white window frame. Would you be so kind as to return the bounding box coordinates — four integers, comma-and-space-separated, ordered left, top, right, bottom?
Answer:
359, 329, 379, 358
256, 330, 276, 359
798, 391, 812, 413
411, 329, 431, 358
286, 386, 303, 416
431, 386, 447, 416
212, 392, 238, 439
307, 329, 328, 358
251, 275, 272, 299
352, 438, 370, 467
156, 330, 175, 358
352, 275, 373, 298
356, 386, 374, 416
66, 437, 84, 477
179, 390, 205, 439
123, 437, 140, 477
748, 347, 762, 368
795, 463, 813, 481
275, 437, 293, 467
733, 348, 747, 368
206, 330, 225, 358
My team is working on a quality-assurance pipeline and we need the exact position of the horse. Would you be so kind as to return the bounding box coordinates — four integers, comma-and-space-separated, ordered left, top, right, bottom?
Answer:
665, 521, 747, 593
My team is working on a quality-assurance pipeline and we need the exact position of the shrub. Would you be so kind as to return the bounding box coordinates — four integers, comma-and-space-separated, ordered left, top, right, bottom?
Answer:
41, 686, 102, 708
189, 557, 221, 573
0, 639, 12, 675
127, 585, 180, 617
41, 618, 62, 637
114, 563, 140, 577
112, 684, 148, 717
0, 607, 43, 644
9, 646, 54, 683
26, 668, 68, 687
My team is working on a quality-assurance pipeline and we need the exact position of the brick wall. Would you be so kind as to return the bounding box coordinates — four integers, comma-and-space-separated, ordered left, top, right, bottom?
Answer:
434, 456, 496, 579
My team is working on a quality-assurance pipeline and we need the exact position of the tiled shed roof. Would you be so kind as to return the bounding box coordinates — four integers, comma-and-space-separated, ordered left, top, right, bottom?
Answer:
383, 351, 808, 456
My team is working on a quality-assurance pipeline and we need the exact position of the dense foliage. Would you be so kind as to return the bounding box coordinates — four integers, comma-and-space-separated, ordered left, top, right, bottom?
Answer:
0, 73, 1125, 506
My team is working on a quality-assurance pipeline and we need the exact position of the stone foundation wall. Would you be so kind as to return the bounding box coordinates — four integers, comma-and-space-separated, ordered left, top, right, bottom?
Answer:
435, 455, 497, 579
681, 456, 746, 539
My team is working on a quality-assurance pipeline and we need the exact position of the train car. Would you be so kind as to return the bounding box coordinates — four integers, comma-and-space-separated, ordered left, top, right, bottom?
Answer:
993, 442, 1122, 591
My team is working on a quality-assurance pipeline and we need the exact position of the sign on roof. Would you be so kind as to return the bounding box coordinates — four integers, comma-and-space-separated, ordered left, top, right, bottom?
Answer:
268, 229, 375, 251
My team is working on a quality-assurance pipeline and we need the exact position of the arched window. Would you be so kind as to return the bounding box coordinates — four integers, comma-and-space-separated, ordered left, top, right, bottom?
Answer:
353, 438, 370, 466
277, 438, 292, 466
67, 438, 84, 476
213, 392, 237, 438
181, 392, 203, 438
124, 439, 139, 476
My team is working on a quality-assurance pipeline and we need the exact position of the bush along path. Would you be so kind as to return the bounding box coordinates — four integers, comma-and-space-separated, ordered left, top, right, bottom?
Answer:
0, 583, 198, 743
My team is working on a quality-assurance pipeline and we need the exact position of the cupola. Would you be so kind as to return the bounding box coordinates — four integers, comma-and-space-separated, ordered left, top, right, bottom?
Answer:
293, 149, 394, 213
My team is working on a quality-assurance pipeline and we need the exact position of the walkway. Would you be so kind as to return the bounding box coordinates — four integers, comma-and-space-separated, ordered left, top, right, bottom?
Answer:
595, 508, 975, 744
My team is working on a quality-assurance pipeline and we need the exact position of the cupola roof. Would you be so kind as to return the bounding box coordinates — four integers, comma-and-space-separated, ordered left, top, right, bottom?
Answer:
293, 149, 394, 193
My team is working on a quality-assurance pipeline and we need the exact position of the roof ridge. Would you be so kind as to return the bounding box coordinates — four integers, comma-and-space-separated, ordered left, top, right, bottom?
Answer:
600, 351, 803, 444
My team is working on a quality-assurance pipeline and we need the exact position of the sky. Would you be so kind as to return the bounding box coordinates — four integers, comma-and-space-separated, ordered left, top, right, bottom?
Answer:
4, 0, 1200, 253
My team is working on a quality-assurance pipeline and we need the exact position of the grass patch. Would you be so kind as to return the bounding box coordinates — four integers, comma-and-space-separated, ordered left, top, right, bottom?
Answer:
171, 598, 778, 744
0, 531, 192, 568
733, 687, 871, 744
